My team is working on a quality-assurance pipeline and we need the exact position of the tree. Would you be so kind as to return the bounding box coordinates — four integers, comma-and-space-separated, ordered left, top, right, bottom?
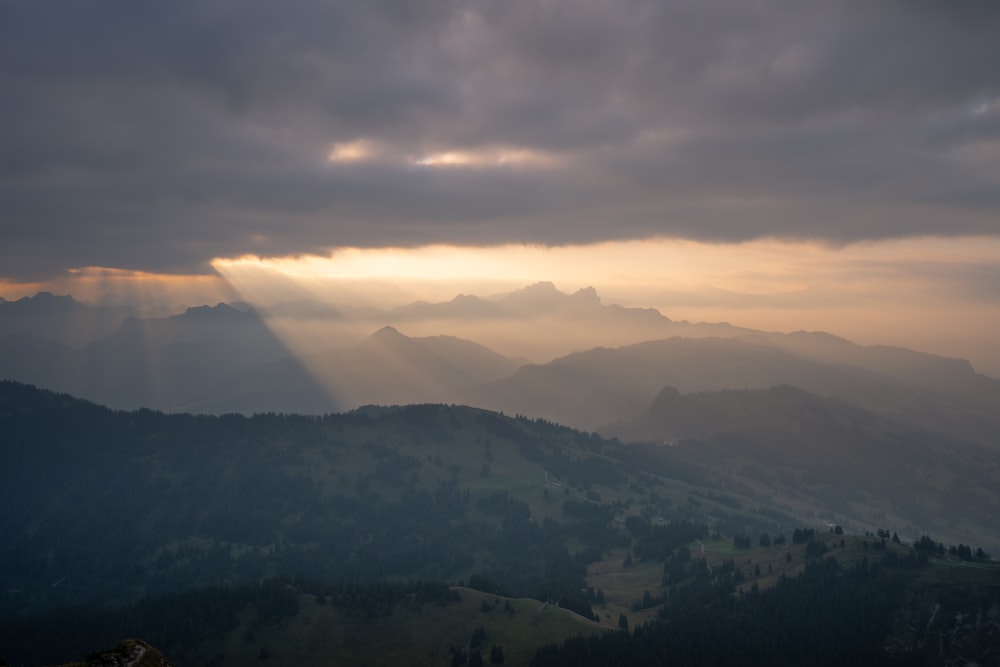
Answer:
759, 533, 771, 547
469, 650, 484, 667
490, 645, 505, 664
618, 613, 629, 632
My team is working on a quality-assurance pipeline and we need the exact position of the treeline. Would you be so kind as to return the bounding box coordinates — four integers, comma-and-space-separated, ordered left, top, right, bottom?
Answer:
912, 534, 990, 561
0, 578, 466, 666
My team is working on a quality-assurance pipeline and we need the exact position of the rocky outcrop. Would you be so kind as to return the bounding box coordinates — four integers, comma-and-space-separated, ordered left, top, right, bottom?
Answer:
54, 639, 172, 667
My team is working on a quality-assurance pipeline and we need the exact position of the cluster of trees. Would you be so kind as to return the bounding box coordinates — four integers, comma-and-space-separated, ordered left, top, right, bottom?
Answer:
448, 625, 506, 666
913, 534, 989, 560
533, 558, 906, 666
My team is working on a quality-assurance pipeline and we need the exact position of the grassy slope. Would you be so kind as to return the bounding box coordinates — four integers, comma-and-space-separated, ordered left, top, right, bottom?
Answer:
179, 535, 998, 667
184, 588, 602, 667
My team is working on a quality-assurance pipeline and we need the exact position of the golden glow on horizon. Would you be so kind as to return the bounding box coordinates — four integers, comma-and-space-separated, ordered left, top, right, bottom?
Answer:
211, 235, 1000, 302
4, 237, 999, 374
2, 267, 236, 311
209, 236, 1000, 375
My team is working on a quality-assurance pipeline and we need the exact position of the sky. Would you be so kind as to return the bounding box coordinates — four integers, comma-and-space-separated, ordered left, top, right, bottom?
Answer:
1, 1, 999, 373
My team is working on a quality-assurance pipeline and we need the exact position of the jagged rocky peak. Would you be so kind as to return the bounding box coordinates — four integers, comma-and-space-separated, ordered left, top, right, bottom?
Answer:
55, 638, 173, 667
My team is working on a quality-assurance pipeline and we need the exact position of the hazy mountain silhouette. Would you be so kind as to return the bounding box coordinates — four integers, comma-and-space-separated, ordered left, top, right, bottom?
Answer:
388, 293, 504, 320
390, 281, 689, 329
471, 335, 1000, 447
603, 383, 1000, 547
260, 299, 345, 319
471, 337, 875, 430
2, 287, 997, 438
605, 383, 898, 447
0, 292, 135, 347
183, 326, 521, 414
0, 303, 318, 411
374, 282, 756, 362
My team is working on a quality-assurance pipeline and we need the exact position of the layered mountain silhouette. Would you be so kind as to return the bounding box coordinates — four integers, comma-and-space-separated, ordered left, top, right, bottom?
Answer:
1, 285, 997, 449
186, 325, 522, 414
0, 292, 135, 347
0, 302, 317, 411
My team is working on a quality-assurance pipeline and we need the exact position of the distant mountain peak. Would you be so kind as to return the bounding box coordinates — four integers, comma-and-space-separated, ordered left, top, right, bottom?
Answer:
180, 302, 257, 321
7, 291, 80, 312
651, 385, 682, 406
184, 302, 235, 315
450, 293, 488, 304
27, 291, 66, 301
500, 281, 592, 308
572, 286, 601, 303
368, 325, 408, 342
523, 281, 558, 292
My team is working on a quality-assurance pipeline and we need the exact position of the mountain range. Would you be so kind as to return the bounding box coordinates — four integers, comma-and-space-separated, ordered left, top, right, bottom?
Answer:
2, 285, 998, 446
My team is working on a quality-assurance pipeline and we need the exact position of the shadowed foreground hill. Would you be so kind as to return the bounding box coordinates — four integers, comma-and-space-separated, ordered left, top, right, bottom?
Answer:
0, 380, 635, 619
1, 381, 998, 666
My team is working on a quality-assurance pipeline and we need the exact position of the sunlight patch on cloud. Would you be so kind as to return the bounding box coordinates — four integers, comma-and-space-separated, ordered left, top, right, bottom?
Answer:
327, 138, 384, 163
413, 146, 563, 168
327, 137, 563, 169
971, 99, 1000, 116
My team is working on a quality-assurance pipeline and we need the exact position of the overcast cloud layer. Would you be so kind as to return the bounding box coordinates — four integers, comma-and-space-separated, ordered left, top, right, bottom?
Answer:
2, 0, 1000, 280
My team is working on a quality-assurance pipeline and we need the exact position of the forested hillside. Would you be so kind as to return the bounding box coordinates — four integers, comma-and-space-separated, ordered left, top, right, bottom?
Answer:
1, 381, 998, 666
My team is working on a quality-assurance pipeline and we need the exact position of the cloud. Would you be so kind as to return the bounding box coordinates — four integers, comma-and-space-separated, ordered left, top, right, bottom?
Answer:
2, 0, 1000, 280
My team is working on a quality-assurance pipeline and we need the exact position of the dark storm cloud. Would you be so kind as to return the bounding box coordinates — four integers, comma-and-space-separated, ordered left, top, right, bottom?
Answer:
2, 0, 999, 279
